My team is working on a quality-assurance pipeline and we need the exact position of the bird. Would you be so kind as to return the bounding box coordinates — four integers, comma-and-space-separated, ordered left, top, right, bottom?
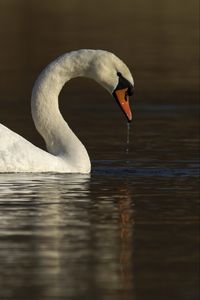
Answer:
0, 49, 134, 173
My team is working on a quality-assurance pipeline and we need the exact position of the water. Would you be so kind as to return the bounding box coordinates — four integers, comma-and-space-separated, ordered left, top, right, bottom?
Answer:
0, 167, 198, 300
0, 105, 199, 300
126, 122, 130, 155
0, 0, 199, 300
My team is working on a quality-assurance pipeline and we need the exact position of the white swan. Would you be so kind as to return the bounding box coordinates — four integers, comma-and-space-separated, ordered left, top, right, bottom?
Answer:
0, 49, 134, 173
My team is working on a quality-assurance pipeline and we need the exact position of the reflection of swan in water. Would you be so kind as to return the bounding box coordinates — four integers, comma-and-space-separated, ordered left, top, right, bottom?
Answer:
0, 49, 134, 173
0, 173, 135, 297
0, 173, 91, 298
0, 173, 90, 201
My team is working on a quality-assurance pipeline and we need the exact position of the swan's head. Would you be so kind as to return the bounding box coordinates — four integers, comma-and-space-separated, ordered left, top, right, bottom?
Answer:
89, 50, 134, 122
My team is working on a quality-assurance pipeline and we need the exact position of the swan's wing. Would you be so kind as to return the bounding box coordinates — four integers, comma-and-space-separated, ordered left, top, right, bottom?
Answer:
0, 123, 58, 172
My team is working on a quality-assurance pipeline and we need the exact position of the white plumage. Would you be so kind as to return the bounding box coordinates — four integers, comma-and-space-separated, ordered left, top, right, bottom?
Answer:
0, 49, 133, 173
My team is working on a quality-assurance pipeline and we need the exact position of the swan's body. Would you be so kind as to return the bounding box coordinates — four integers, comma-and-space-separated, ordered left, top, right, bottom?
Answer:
0, 49, 133, 173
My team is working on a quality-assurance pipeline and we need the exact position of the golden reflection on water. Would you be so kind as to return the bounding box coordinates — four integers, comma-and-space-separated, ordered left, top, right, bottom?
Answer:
117, 184, 134, 294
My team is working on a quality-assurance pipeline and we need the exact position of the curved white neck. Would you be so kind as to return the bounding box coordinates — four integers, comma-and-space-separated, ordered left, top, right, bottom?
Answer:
31, 50, 95, 170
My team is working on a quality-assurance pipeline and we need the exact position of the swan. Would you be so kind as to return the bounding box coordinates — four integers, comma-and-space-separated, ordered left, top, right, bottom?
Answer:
0, 49, 134, 173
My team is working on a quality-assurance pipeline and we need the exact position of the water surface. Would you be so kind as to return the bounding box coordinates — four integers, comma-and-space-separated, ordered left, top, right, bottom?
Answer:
0, 105, 199, 300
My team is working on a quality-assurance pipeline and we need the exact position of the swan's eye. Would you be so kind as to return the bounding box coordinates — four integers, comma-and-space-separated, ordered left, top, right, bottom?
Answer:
115, 72, 134, 97
127, 85, 134, 96
125, 90, 128, 101
125, 86, 134, 101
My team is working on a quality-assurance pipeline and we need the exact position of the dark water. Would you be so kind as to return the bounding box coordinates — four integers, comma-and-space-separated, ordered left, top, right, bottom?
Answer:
0, 1, 199, 300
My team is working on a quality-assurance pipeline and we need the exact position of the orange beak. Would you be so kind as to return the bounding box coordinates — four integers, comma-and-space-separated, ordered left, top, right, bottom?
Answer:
113, 88, 132, 122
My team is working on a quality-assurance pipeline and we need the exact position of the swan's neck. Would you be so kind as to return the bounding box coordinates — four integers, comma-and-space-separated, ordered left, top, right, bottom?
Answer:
31, 50, 94, 171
